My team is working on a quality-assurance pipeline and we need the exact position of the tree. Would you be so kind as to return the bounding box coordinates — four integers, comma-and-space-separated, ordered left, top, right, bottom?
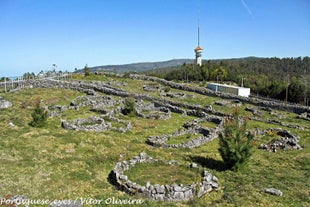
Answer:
84, 64, 91, 76
23, 72, 36, 79
211, 66, 227, 82
0, 77, 10, 82
29, 101, 48, 127
199, 64, 209, 81
288, 78, 305, 104
218, 108, 254, 171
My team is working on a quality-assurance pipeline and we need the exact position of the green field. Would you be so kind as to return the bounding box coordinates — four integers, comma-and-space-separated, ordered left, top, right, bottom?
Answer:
0, 74, 309, 207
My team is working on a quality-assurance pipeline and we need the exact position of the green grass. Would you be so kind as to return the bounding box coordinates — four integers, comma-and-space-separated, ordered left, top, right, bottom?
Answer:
0, 75, 309, 207
199, 121, 218, 129
125, 162, 202, 186
166, 133, 202, 145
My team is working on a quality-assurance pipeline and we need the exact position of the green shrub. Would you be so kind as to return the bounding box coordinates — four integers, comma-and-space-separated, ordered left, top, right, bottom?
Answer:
122, 97, 137, 116
218, 108, 254, 171
84, 64, 91, 76
29, 101, 48, 127
164, 87, 171, 92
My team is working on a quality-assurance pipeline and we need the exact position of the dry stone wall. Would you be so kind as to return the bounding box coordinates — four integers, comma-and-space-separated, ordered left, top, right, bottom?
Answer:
259, 129, 302, 152
28, 79, 130, 97
61, 115, 132, 133
0, 97, 12, 109
129, 74, 310, 114
28, 79, 226, 119
135, 100, 171, 120
108, 152, 219, 202
147, 115, 224, 149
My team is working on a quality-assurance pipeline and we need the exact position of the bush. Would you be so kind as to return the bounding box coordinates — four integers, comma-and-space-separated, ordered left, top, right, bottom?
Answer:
218, 108, 254, 171
122, 97, 137, 116
164, 87, 171, 92
84, 64, 91, 76
29, 101, 48, 127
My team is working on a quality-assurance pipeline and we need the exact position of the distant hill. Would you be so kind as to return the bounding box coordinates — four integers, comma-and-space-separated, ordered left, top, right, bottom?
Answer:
76, 57, 268, 74
76, 59, 194, 74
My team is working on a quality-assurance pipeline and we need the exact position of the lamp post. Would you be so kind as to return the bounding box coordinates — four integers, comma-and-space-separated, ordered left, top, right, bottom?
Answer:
241, 77, 246, 87
285, 74, 289, 103
303, 66, 308, 106
4, 77, 7, 93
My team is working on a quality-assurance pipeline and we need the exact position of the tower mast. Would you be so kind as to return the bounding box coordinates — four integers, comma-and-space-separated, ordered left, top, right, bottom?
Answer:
198, 26, 200, 46
194, 0, 203, 66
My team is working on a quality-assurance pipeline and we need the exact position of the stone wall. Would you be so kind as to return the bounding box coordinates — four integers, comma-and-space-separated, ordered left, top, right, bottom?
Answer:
259, 129, 302, 152
19, 77, 310, 115
28, 79, 130, 97
108, 152, 219, 202
61, 115, 132, 133
147, 115, 224, 149
135, 100, 171, 120
0, 96, 12, 109
27, 79, 226, 119
129, 74, 310, 114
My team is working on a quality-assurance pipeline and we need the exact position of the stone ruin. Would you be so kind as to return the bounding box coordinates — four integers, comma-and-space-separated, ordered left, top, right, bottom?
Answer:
297, 112, 310, 121
147, 115, 223, 149
12, 74, 307, 202
108, 152, 219, 202
165, 92, 187, 99
215, 99, 242, 107
259, 129, 302, 152
61, 115, 132, 133
135, 100, 171, 120
0, 96, 12, 109
129, 74, 310, 114
245, 106, 263, 117
47, 105, 78, 117
70, 95, 123, 116
106, 81, 127, 87
70, 95, 120, 108
143, 83, 162, 92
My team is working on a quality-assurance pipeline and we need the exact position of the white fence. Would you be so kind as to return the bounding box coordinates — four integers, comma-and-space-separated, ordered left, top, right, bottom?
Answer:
0, 74, 72, 93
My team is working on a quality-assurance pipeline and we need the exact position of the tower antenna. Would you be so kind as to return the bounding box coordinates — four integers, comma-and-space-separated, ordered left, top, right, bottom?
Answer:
198, 24, 200, 46
194, 0, 203, 66
197, 0, 200, 46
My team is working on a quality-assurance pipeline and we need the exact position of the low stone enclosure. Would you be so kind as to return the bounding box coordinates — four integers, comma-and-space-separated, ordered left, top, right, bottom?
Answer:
108, 152, 219, 202
258, 129, 302, 152
25, 77, 310, 116
11, 75, 306, 202
61, 115, 132, 133
135, 100, 171, 120
0, 96, 12, 109
26, 78, 305, 151
147, 115, 224, 149
129, 74, 310, 114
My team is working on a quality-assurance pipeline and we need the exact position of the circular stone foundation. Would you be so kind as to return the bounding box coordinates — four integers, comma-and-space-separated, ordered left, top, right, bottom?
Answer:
258, 129, 302, 152
135, 100, 171, 120
147, 115, 223, 148
109, 152, 219, 202
61, 115, 132, 133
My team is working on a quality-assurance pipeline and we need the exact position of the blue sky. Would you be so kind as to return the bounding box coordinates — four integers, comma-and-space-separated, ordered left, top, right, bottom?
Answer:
0, 0, 309, 77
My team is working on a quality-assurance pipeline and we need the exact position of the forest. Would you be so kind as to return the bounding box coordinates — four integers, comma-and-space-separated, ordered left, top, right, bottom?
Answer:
145, 57, 310, 105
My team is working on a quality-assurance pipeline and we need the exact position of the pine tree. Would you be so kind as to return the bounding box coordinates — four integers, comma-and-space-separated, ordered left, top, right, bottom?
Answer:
29, 101, 48, 127
219, 108, 254, 171
84, 64, 91, 76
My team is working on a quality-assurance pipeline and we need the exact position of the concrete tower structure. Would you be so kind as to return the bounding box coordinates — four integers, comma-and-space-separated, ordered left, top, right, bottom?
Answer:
194, 26, 203, 66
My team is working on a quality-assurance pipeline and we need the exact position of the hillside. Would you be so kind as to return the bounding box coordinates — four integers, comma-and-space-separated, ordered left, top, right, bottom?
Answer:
0, 73, 309, 206
145, 56, 310, 105
77, 57, 265, 74
77, 59, 194, 73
